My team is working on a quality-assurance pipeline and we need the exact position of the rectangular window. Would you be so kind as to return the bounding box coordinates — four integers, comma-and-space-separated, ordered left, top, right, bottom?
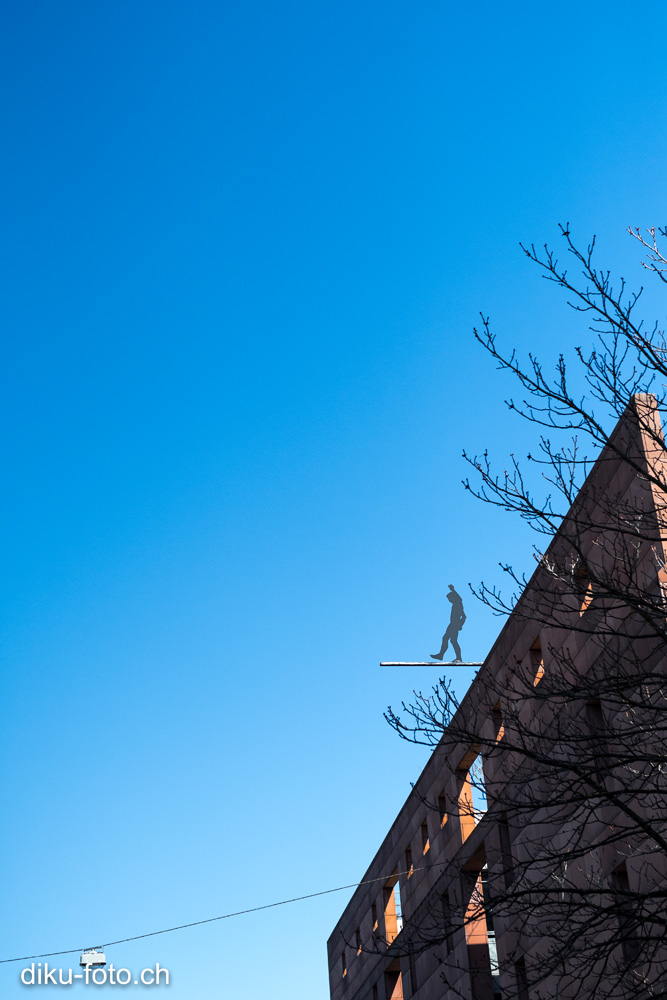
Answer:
371, 901, 378, 932
457, 764, 476, 842
356, 926, 361, 956
405, 845, 413, 878
611, 863, 640, 968
384, 962, 404, 1000
515, 959, 529, 1000
395, 881, 403, 935
586, 699, 609, 779
421, 820, 430, 855
383, 875, 403, 944
530, 637, 544, 685
441, 891, 452, 955
481, 867, 502, 997
341, 950, 347, 978
586, 699, 605, 729
408, 949, 418, 994
457, 750, 488, 841
551, 858, 568, 902
465, 859, 504, 996
438, 792, 448, 828
492, 702, 504, 741
463, 868, 487, 946
575, 564, 593, 614
498, 813, 514, 889
658, 559, 667, 605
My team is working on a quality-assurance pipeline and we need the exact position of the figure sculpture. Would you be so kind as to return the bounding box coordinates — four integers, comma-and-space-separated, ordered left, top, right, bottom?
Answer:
431, 584, 466, 662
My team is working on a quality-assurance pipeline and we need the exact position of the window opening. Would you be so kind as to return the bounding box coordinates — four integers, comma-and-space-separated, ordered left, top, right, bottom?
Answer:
355, 926, 361, 956
463, 869, 487, 946
438, 793, 448, 828
515, 959, 529, 1000
421, 820, 430, 855
530, 636, 544, 686
551, 858, 568, 902
383, 875, 403, 944
498, 813, 514, 889
405, 845, 413, 878
575, 563, 593, 615
611, 863, 640, 968
384, 962, 404, 1000
441, 891, 452, 955
657, 550, 667, 607
457, 750, 488, 840
408, 949, 418, 994
371, 901, 378, 932
464, 855, 504, 997
492, 702, 504, 741
470, 758, 488, 818
341, 950, 347, 979
395, 882, 403, 934
585, 699, 609, 780
481, 866, 503, 997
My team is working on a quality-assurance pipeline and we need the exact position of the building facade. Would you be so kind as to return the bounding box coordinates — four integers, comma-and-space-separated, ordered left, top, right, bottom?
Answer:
327, 396, 667, 1000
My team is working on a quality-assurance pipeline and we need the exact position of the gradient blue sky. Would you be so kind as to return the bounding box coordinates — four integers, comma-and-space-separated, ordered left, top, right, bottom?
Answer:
2, 2, 667, 997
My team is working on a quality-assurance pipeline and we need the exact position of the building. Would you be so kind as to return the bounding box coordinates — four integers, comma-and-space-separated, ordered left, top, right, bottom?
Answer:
327, 395, 667, 1000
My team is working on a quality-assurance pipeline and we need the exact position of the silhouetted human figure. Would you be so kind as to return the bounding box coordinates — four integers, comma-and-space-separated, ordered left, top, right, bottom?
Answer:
431, 585, 466, 661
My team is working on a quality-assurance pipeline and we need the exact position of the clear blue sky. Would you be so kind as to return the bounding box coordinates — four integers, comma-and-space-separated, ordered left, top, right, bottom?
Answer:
2, 2, 666, 997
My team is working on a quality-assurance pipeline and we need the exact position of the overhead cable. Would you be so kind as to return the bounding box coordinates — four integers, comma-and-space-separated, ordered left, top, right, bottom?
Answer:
0, 861, 445, 965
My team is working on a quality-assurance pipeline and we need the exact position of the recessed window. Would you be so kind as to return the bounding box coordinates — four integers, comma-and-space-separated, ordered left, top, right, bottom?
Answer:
515, 959, 529, 1000
551, 858, 568, 902
498, 813, 514, 889
575, 564, 593, 614
405, 845, 413, 878
530, 637, 544, 685
355, 926, 361, 956
438, 793, 448, 828
441, 891, 452, 955
384, 961, 403, 1000
658, 562, 667, 603
611, 862, 640, 968
408, 948, 418, 993
421, 820, 430, 855
463, 860, 488, 947
341, 950, 347, 978
383, 875, 403, 944
463, 855, 502, 1000
371, 902, 378, 932
457, 750, 488, 841
492, 702, 504, 741
584, 699, 610, 781
481, 865, 503, 997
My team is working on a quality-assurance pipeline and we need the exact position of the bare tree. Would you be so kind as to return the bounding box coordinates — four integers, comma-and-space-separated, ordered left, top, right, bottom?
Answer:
384, 226, 667, 1000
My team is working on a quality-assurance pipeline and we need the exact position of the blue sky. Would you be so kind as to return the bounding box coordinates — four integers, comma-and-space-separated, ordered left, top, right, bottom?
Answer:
2, 2, 667, 997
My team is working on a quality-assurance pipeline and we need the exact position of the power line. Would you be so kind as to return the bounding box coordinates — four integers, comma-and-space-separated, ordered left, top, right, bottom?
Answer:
0, 862, 444, 965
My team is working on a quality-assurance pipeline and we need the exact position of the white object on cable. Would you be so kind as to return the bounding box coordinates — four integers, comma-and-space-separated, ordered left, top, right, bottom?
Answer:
80, 950, 106, 969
